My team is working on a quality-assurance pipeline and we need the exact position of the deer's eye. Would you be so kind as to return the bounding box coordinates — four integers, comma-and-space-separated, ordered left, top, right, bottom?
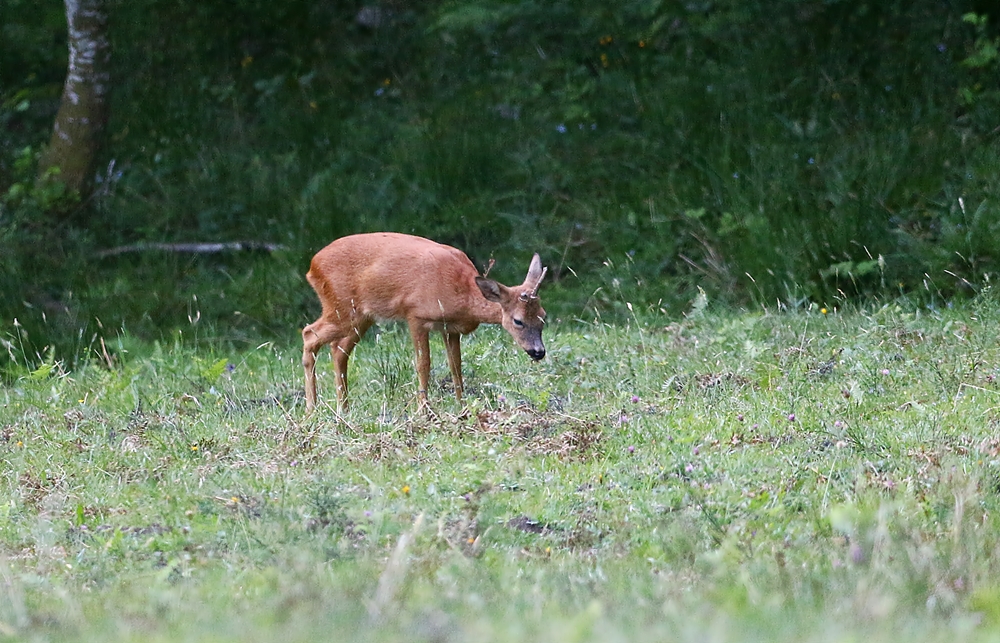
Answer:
512, 318, 525, 328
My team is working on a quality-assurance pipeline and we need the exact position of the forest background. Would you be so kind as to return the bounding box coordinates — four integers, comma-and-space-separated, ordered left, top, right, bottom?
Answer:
1, 0, 999, 365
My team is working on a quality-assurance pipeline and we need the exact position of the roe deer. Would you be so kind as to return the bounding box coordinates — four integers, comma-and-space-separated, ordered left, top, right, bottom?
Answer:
302, 232, 547, 412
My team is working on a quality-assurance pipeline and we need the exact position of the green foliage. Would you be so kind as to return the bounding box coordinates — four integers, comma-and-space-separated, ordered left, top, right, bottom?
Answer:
2, 0, 1000, 358
2, 146, 77, 212
0, 0, 66, 188
961, 13, 999, 69
0, 146, 84, 374
959, 12, 1000, 106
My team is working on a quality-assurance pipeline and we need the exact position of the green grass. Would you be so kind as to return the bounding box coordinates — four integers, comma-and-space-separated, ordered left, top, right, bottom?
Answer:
5, 294, 1000, 641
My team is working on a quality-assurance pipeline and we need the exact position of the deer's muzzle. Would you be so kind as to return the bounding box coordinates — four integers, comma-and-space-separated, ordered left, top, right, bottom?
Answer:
526, 347, 545, 361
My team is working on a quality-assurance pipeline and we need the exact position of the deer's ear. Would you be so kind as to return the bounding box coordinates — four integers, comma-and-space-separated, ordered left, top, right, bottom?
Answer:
524, 254, 546, 292
526, 253, 543, 279
476, 276, 504, 302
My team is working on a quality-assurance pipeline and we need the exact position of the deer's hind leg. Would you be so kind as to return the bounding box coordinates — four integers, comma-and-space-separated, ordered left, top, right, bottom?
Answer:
408, 322, 432, 410
443, 331, 464, 402
330, 317, 373, 412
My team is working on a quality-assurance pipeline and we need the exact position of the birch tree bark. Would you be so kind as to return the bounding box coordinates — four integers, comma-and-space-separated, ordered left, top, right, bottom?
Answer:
38, 0, 110, 194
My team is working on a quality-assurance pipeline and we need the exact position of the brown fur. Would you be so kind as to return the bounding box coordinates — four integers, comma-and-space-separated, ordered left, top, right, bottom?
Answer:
302, 232, 546, 412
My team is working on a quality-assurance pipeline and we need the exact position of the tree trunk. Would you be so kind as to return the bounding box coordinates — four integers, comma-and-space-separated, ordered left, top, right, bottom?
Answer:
39, 0, 110, 195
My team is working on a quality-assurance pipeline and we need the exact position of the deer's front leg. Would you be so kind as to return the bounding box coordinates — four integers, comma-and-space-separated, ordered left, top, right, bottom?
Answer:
302, 318, 341, 413
409, 322, 431, 409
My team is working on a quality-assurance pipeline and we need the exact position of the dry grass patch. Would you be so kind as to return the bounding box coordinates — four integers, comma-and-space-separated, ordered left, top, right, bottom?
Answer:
472, 406, 603, 459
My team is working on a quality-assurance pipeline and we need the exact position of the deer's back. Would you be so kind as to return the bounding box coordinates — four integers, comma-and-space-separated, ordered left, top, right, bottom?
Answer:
307, 233, 480, 322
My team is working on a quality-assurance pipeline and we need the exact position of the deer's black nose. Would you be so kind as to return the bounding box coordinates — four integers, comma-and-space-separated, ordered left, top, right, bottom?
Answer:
527, 348, 545, 361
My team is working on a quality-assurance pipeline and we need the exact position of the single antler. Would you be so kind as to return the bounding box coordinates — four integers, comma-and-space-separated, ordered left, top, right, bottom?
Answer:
521, 267, 547, 301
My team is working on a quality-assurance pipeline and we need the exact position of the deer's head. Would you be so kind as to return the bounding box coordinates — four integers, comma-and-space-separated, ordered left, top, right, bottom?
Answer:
475, 253, 547, 361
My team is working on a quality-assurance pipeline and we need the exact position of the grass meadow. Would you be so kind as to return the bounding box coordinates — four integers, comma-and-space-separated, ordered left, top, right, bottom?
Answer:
5, 293, 1000, 641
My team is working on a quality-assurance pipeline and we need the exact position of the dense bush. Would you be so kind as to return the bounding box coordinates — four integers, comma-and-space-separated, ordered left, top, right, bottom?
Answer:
2, 0, 999, 366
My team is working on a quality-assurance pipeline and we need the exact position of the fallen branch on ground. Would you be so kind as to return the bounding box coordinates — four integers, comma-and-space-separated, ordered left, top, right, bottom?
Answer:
95, 241, 285, 258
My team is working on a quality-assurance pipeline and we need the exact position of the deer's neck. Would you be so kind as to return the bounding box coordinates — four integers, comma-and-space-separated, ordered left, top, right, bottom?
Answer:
466, 276, 503, 325
472, 296, 503, 326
